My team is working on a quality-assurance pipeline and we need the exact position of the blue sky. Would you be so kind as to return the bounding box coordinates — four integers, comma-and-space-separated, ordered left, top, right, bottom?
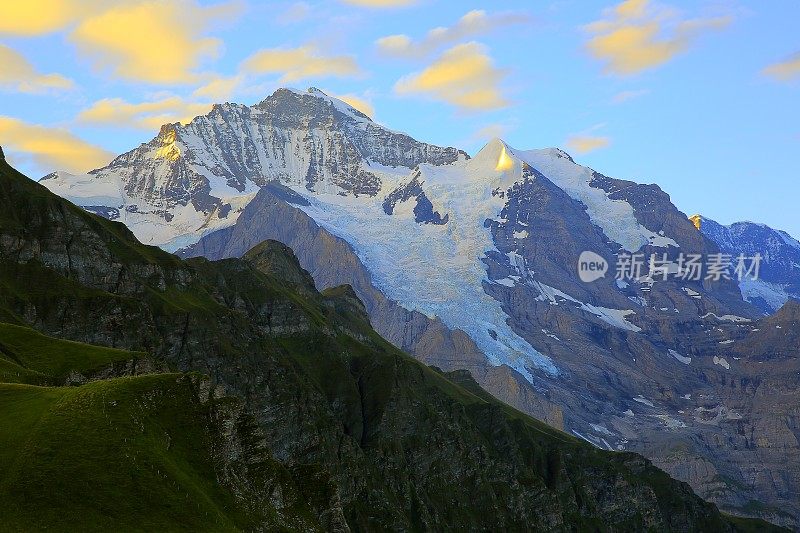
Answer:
1, 0, 799, 235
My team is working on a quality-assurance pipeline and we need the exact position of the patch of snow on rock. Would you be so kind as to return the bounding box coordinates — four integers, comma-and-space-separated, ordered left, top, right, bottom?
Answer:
633, 395, 655, 407
713, 356, 731, 370
669, 349, 692, 365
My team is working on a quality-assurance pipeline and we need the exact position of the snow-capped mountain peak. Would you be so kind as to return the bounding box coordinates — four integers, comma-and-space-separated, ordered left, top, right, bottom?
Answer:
428, 138, 680, 253
40, 88, 467, 250
35, 94, 800, 524
471, 137, 518, 173
511, 146, 680, 252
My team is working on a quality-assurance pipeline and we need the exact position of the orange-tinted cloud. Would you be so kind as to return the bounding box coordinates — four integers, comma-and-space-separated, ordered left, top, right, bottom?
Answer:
762, 52, 800, 81
0, 116, 114, 173
241, 46, 361, 83
566, 135, 611, 154
394, 42, 507, 111
341, 0, 416, 7
192, 75, 243, 101
70, 0, 243, 84
0, 45, 73, 93
78, 97, 212, 130
585, 0, 731, 75
335, 94, 374, 118
0, 0, 107, 35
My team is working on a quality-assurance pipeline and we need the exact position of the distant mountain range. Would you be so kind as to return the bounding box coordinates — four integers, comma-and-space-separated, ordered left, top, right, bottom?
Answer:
38, 88, 800, 528
691, 215, 800, 314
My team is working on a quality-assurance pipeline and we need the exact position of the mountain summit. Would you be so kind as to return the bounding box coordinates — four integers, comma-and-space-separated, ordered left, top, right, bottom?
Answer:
692, 214, 800, 312
40, 88, 466, 250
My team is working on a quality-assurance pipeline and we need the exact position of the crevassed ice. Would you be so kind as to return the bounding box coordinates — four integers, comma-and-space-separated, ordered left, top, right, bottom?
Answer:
292, 141, 559, 380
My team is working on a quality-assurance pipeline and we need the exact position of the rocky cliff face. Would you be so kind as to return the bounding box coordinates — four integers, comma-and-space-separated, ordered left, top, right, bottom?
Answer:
3, 155, 772, 531
693, 215, 800, 313
180, 139, 800, 528
39, 88, 466, 250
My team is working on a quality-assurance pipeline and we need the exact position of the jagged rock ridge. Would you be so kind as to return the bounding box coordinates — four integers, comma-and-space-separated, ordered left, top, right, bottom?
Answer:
40, 88, 467, 250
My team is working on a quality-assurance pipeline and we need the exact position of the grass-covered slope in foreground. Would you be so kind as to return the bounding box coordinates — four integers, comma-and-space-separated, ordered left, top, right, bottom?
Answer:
0, 324, 323, 531
0, 154, 781, 531
1, 371, 236, 530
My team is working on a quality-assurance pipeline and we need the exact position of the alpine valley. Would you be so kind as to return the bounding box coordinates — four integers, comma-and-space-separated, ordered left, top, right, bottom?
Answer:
30, 88, 800, 529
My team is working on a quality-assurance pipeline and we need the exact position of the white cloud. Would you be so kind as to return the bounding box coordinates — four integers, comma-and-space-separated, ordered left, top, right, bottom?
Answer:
377, 9, 531, 58
611, 89, 649, 103
471, 123, 510, 142
278, 2, 311, 24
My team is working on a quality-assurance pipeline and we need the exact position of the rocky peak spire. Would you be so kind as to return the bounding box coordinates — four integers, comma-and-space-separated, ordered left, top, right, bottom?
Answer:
0, 145, 5, 161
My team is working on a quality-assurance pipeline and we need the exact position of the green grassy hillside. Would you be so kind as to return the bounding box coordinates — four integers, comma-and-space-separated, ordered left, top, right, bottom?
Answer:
0, 374, 238, 531
0, 323, 324, 531
0, 322, 146, 384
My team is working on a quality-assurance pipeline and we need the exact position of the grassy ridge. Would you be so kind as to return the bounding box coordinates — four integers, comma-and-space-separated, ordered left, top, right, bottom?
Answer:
0, 322, 145, 384
0, 376, 246, 531
0, 322, 248, 531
